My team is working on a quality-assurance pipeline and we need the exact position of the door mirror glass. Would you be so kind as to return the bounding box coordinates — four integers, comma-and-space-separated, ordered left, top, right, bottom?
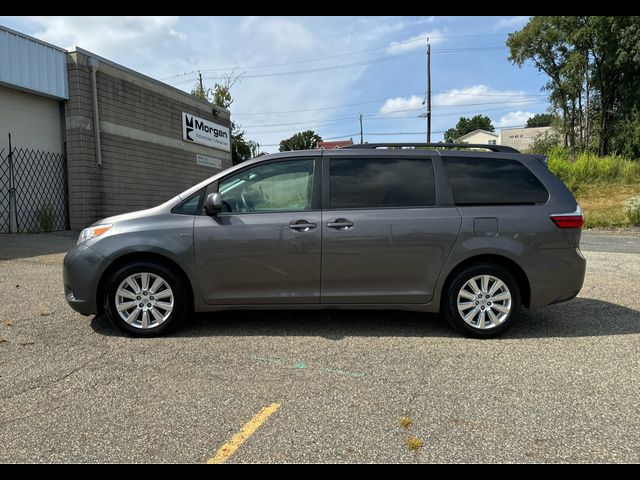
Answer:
204, 192, 223, 215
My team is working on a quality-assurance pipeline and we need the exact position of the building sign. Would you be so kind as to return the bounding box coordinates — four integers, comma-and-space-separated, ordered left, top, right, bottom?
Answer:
182, 112, 230, 152
196, 154, 222, 169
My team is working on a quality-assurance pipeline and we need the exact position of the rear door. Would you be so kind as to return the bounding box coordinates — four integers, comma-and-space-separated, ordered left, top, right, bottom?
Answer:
320, 152, 461, 304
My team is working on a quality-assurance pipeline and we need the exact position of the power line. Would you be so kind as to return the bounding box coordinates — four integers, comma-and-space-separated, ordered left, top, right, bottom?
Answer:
160, 32, 512, 81
167, 46, 506, 85
240, 99, 547, 130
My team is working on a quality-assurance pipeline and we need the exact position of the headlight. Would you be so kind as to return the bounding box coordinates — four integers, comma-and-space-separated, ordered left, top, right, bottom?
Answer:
78, 224, 112, 244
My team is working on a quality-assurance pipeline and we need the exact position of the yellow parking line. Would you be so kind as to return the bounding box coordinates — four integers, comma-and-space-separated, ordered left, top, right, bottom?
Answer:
207, 403, 281, 464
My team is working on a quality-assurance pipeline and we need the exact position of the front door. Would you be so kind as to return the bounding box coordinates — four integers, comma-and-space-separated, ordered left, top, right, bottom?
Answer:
321, 155, 461, 304
194, 157, 321, 305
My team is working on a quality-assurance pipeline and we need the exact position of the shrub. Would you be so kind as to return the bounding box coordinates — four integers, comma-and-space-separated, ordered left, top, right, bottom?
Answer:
37, 204, 55, 232
624, 196, 640, 225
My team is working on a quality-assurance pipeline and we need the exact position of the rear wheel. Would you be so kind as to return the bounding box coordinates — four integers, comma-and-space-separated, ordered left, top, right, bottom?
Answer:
443, 263, 521, 338
104, 261, 188, 336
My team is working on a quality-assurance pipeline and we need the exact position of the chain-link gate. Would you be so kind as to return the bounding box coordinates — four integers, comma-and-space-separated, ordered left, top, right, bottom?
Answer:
0, 134, 68, 233
0, 148, 10, 233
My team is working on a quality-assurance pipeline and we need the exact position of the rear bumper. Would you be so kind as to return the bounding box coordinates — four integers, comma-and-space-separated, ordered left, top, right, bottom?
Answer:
527, 247, 586, 309
63, 244, 111, 316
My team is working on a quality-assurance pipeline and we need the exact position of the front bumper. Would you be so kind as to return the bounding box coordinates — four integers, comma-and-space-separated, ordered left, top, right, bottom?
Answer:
63, 244, 111, 316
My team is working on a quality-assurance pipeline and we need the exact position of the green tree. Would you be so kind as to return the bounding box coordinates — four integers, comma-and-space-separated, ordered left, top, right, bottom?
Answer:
508, 16, 640, 156
279, 130, 323, 151
526, 113, 555, 128
444, 115, 494, 143
191, 73, 262, 165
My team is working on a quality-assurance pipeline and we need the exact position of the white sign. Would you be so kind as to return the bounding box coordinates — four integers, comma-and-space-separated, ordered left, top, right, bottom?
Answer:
182, 112, 230, 152
196, 154, 222, 169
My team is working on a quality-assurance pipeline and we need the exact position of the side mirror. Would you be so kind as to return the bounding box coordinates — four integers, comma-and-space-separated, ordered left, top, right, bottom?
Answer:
204, 192, 223, 216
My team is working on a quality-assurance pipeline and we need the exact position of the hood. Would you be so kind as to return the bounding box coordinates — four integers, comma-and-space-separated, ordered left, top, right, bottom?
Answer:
91, 196, 180, 226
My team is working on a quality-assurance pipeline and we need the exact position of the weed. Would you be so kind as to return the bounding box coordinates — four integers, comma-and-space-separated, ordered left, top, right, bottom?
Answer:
399, 416, 413, 428
406, 436, 424, 450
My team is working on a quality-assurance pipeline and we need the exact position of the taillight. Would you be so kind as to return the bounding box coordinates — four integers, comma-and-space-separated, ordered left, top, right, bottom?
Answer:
550, 207, 585, 229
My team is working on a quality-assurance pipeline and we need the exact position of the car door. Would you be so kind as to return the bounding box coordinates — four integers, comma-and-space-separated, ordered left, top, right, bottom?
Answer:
194, 157, 322, 305
321, 152, 461, 304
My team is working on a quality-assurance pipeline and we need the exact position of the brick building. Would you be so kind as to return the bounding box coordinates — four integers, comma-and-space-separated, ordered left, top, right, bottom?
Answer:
1, 25, 232, 233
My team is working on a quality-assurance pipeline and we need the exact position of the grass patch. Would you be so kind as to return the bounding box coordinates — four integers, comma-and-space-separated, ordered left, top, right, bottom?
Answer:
399, 416, 413, 428
547, 148, 640, 228
575, 184, 640, 228
405, 436, 424, 450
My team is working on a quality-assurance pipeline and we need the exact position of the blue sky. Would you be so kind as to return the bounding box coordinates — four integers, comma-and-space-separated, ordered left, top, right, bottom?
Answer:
1, 16, 549, 153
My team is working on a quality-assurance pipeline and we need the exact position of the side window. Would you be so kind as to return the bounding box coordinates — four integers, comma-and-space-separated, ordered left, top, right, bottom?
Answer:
443, 157, 549, 205
329, 158, 435, 209
218, 159, 315, 213
172, 188, 205, 215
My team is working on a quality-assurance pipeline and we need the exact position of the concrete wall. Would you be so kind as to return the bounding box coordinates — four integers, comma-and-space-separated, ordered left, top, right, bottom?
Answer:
0, 86, 64, 154
65, 49, 232, 229
499, 126, 553, 151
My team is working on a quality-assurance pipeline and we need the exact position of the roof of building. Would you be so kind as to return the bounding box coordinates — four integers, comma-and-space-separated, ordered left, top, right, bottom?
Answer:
317, 140, 354, 149
455, 129, 499, 142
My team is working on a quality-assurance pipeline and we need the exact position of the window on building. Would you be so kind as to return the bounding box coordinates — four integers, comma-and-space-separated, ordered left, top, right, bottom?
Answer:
218, 159, 315, 213
329, 158, 435, 209
443, 157, 549, 205
488, 139, 497, 145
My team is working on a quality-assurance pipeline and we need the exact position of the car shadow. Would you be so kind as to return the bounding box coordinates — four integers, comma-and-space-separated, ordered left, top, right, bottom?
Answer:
0, 231, 77, 260
90, 297, 640, 340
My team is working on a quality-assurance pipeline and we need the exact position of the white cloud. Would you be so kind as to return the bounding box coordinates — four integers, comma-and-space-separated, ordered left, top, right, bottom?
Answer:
387, 29, 444, 54
254, 18, 316, 50
433, 85, 536, 109
379, 95, 425, 115
24, 16, 184, 55
496, 111, 534, 128
495, 16, 529, 30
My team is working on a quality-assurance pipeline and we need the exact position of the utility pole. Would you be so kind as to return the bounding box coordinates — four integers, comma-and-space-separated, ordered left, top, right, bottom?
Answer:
359, 113, 364, 144
198, 71, 204, 94
426, 41, 431, 143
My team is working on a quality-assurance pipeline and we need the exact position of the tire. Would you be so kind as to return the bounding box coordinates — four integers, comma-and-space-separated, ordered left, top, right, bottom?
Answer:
104, 261, 189, 336
443, 263, 521, 339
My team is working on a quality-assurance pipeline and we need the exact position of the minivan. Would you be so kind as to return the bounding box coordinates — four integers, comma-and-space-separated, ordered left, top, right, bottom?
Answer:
63, 143, 586, 338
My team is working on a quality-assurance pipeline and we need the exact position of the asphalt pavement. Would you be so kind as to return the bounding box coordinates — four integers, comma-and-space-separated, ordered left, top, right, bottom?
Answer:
0, 231, 638, 463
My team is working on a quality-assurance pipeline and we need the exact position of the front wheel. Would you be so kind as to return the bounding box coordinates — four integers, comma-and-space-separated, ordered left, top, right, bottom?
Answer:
104, 261, 189, 336
443, 264, 521, 338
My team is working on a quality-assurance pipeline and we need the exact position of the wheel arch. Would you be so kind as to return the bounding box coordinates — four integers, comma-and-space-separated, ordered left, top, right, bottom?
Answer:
440, 254, 531, 309
97, 252, 194, 314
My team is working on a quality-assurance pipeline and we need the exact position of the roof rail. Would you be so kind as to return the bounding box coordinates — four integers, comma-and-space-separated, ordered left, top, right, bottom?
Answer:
342, 142, 520, 153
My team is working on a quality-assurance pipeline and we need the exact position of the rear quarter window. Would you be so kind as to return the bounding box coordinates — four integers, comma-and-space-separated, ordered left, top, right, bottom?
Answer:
443, 157, 549, 205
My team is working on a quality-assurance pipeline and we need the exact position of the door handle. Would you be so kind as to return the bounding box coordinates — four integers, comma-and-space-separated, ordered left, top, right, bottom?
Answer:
289, 221, 317, 232
327, 219, 354, 230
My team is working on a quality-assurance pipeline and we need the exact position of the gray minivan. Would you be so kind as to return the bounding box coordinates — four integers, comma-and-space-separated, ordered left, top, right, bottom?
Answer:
63, 143, 586, 338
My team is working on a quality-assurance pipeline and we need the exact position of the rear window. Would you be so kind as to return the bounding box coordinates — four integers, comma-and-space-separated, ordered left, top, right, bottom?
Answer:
443, 157, 549, 205
329, 158, 435, 209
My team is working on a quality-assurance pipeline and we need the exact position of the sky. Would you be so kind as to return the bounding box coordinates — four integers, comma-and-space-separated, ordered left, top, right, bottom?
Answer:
1, 16, 549, 153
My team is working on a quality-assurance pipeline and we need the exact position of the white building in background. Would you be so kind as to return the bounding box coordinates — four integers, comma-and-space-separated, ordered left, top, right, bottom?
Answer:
454, 126, 556, 152
498, 126, 553, 151
454, 129, 499, 145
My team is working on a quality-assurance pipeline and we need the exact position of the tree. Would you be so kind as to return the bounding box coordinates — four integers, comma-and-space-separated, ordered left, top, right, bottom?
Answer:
444, 115, 494, 143
526, 113, 555, 128
279, 130, 323, 151
508, 16, 640, 156
191, 72, 262, 165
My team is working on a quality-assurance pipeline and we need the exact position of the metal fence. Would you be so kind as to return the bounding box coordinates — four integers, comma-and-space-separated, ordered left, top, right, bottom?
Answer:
0, 136, 68, 233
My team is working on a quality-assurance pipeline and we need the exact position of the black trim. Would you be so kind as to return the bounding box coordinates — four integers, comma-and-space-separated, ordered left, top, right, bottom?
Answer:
343, 142, 519, 153
171, 188, 206, 216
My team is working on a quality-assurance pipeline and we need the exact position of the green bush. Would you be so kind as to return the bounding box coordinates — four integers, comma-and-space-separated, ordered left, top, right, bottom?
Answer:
37, 204, 55, 232
624, 196, 640, 225
547, 147, 640, 192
